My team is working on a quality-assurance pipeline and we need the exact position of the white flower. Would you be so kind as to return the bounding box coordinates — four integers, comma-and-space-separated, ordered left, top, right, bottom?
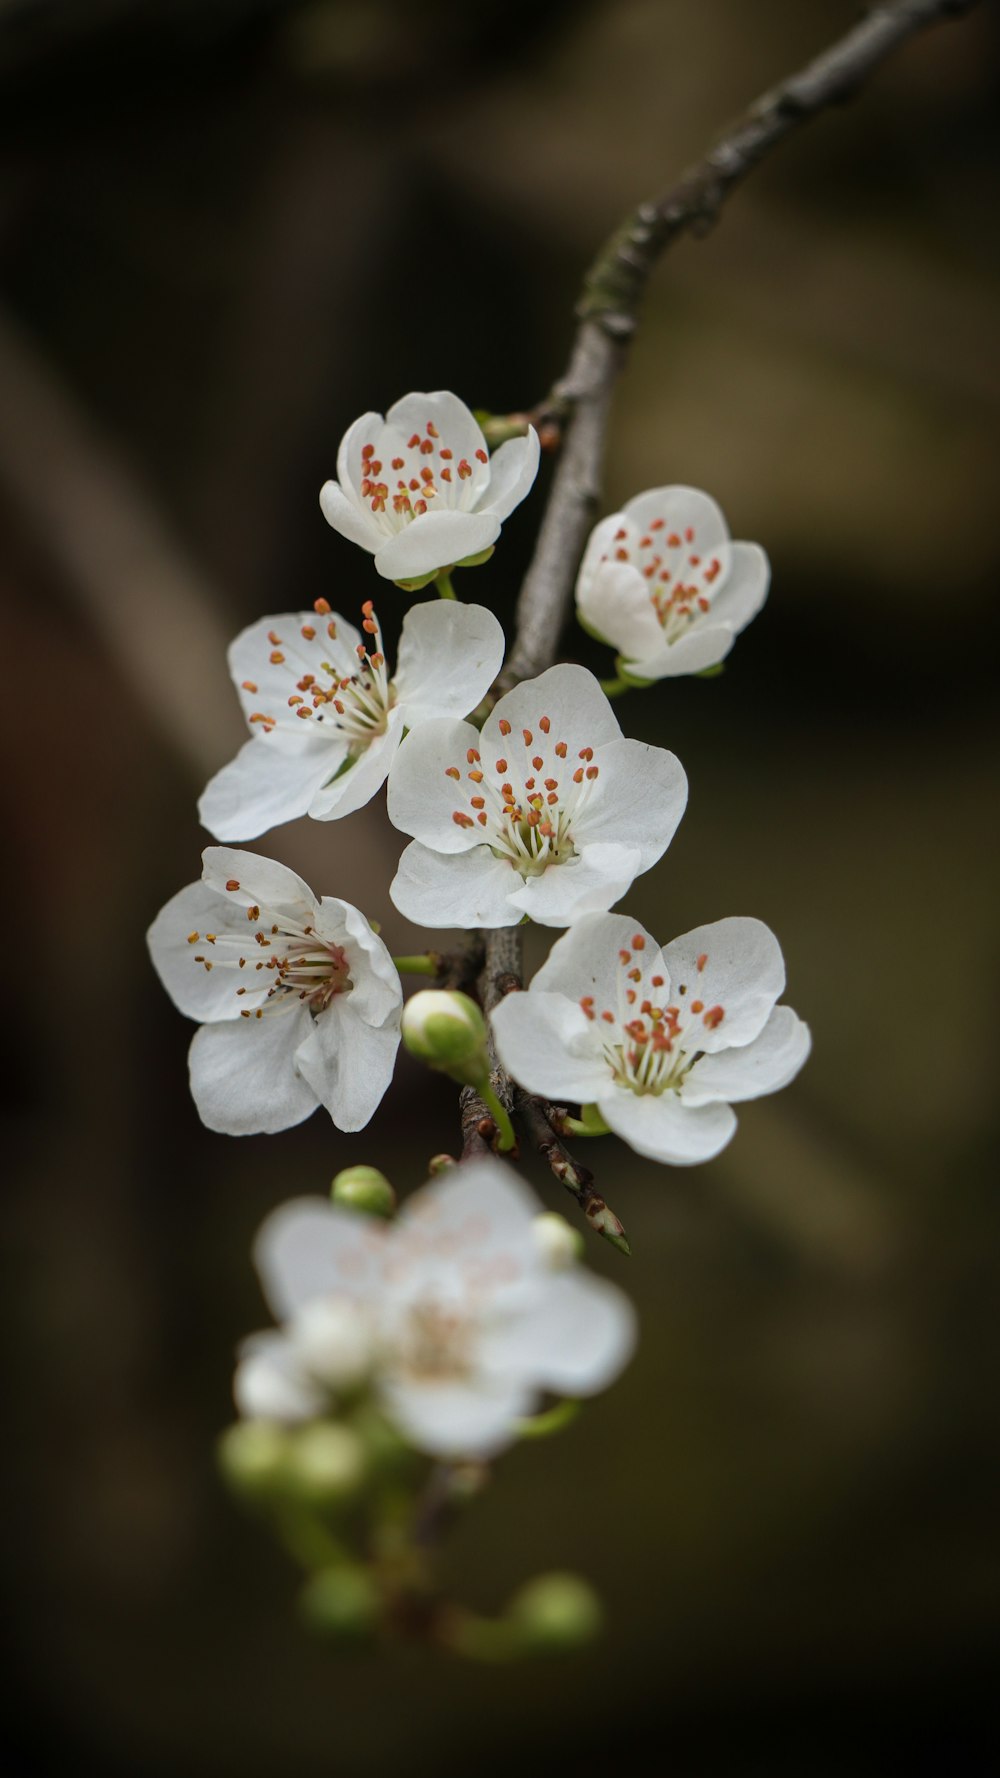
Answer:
319, 391, 540, 583
386, 663, 687, 929
234, 1159, 637, 1460
490, 912, 810, 1165
147, 847, 402, 1135
576, 486, 769, 679
199, 598, 505, 842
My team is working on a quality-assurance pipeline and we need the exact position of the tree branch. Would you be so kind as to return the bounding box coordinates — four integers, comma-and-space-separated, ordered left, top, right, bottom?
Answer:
501, 0, 982, 689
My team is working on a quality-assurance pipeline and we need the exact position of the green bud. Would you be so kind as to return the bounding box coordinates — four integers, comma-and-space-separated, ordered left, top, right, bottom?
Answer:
299, 1564, 381, 1644
427, 1152, 458, 1176
533, 1212, 584, 1269
286, 1423, 367, 1508
401, 990, 489, 1086
217, 1421, 289, 1500
331, 1164, 396, 1219
506, 1572, 603, 1655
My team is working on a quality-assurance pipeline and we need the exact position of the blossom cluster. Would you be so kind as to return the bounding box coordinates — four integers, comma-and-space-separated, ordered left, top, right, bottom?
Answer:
148, 390, 809, 1609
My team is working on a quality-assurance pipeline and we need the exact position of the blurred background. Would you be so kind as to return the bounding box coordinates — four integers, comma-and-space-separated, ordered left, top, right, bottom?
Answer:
2, 1, 999, 1773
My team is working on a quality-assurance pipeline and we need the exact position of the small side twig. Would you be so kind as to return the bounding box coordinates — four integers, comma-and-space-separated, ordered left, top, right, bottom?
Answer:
460, 929, 522, 1158
516, 1090, 630, 1257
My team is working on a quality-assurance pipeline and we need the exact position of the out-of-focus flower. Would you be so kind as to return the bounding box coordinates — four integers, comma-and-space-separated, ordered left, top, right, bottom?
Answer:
491, 912, 810, 1164
387, 663, 687, 928
199, 599, 504, 841
235, 1160, 637, 1460
320, 391, 540, 583
147, 847, 401, 1136
576, 486, 769, 678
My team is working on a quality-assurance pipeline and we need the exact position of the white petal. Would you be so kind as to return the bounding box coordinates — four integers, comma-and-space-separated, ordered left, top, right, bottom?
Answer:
386, 717, 487, 851
507, 842, 643, 926
147, 880, 267, 1022
705, 541, 770, 635
661, 916, 786, 1053
575, 511, 634, 607
482, 1271, 637, 1396
188, 1012, 317, 1135
490, 990, 610, 1103
319, 477, 380, 552
385, 391, 488, 472
575, 739, 687, 871
379, 1371, 535, 1461
226, 609, 363, 728
306, 713, 404, 822
620, 623, 735, 681
389, 841, 520, 928
481, 663, 622, 756
577, 560, 665, 659
393, 601, 505, 725
254, 1196, 389, 1320
335, 409, 384, 502
234, 1332, 323, 1421
598, 1086, 737, 1165
198, 734, 344, 842
200, 846, 318, 921
532, 911, 669, 1010
623, 485, 730, 553
295, 997, 399, 1131
373, 510, 500, 581
479, 428, 541, 521
396, 1158, 540, 1270
682, 1006, 811, 1105
332, 899, 403, 1025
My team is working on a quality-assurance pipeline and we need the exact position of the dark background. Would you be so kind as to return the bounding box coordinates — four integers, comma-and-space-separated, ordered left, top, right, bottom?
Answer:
2, 2, 999, 1773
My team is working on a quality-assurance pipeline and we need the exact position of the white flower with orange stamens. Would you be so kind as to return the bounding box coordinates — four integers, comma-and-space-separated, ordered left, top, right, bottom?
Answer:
576, 487, 769, 679
234, 1159, 637, 1459
385, 664, 687, 929
147, 848, 402, 1136
490, 913, 810, 1165
319, 391, 540, 584
198, 598, 505, 842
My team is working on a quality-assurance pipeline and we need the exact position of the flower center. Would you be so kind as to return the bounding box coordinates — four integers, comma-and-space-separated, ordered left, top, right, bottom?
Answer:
578, 934, 726, 1096
397, 1301, 474, 1383
444, 713, 602, 878
600, 517, 724, 644
356, 421, 489, 537
188, 896, 353, 1020
243, 601, 394, 756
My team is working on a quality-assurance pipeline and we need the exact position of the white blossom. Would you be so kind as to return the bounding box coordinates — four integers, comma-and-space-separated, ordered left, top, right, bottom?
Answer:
491, 912, 810, 1165
235, 1159, 637, 1460
319, 391, 540, 583
576, 486, 769, 679
147, 847, 402, 1136
199, 598, 505, 842
386, 663, 687, 928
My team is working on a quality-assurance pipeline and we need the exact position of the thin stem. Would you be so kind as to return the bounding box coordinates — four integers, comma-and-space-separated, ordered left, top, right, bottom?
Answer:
392, 953, 442, 976
479, 1080, 516, 1154
435, 571, 457, 600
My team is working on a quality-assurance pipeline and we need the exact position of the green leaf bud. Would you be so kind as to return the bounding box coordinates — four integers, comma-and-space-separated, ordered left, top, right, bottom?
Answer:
299, 1565, 381, 1644
331, 1164, 396, 1219
401, 990, 489, 1086
506, 1572, 603, 1655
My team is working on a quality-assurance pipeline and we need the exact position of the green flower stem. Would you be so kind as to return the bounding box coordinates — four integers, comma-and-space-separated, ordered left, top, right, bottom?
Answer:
556, 1112, 610, 1138
392, 953, 442, 976
516, 1399, 581, 1441
435, 571, 457, 600
478, 1080, 516, 1153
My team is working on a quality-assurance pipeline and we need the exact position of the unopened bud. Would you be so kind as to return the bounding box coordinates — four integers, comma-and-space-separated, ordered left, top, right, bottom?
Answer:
286, 1423, 367, 1508
427, 1153, 458, 1176
299, 1564, 381, 1644
290, 1298, 375, 1392
401, 990, 489, 1085
533, 1212, 583, 1270
331, 1164, 396, 1219
217, 1420, 289, 1500
506, 1571, 603, 1654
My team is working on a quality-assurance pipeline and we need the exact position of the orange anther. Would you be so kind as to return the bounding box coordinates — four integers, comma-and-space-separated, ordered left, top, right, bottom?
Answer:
703, 1005, 725, 1029
696, 952, 708, 972
498, 718, 511, 735
225, 880, 240, 892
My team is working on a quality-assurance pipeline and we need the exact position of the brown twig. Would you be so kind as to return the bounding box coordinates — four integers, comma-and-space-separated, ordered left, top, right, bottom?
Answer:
499, 0, 982, 691
463, 0, 981, 1214
515, 1091, 630, 1257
